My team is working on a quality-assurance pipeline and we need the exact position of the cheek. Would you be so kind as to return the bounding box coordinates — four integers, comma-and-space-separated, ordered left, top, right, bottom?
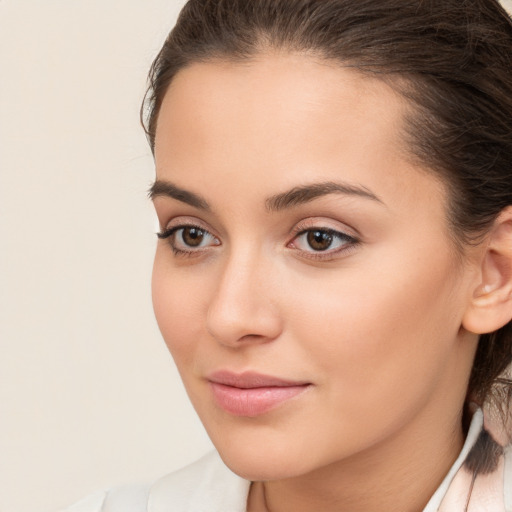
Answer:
286, 242, 465, 417
151, 251, 207, 367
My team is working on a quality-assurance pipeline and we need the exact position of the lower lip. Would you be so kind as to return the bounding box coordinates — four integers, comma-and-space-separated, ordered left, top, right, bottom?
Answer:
209, 382, 310, 417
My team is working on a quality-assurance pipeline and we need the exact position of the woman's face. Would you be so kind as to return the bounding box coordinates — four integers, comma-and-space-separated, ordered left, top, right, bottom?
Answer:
151, 54, 479, 480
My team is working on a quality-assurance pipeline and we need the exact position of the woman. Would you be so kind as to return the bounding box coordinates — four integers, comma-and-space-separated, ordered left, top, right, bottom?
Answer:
64, 0, 512, 510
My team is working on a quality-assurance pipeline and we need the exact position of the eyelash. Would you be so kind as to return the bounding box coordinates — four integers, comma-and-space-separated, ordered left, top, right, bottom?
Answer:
157, 224, 359, 260
157, 224, 219, 257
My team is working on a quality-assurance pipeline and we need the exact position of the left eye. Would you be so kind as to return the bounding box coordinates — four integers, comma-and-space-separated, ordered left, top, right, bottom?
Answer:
291, 228, 356, 253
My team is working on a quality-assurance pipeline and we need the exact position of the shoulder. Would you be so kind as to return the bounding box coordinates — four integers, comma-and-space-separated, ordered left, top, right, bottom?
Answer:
149, 450, 250, 511
58, 451, 249, 512
56, 490, 107, 512
57, 484, 151, 512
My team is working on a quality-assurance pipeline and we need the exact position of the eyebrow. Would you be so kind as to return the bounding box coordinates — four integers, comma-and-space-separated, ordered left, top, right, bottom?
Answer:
265, 181, 384, 211
148, 179, 383, 212
149, 180, 211, 211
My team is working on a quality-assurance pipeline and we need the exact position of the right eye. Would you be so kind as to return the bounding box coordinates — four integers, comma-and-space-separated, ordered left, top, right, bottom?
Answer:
157, 225, 220, 255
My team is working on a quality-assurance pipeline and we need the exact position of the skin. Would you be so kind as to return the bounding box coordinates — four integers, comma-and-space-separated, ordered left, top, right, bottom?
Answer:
151, 53, 481, 512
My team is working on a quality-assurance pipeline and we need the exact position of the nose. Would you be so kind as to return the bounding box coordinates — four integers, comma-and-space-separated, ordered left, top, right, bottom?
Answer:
206, 250, 283, 347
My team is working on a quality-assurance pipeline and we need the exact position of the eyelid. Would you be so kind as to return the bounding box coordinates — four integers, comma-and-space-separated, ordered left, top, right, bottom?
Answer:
158, 215, 214, 234
292, 217, 359, 238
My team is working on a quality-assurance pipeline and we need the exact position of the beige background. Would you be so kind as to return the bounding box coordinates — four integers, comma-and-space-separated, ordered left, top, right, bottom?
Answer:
1, 1, 512, 511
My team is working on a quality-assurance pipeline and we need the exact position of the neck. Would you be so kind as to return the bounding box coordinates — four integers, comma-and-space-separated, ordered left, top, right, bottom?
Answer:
248, 405, 465, 512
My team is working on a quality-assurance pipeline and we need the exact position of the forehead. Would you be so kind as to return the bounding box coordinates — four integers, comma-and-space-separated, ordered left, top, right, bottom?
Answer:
155, 52, 409, 162
154, 53, 445, 219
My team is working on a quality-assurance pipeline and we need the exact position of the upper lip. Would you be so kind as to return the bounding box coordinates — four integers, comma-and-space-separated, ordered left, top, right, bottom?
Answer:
207, 370, 310, 389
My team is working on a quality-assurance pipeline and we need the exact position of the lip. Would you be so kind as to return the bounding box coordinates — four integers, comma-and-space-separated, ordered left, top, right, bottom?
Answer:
207, 370, 311, 417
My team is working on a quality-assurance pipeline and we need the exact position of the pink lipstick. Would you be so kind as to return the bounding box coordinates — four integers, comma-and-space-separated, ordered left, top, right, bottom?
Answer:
207, 371, 311, 417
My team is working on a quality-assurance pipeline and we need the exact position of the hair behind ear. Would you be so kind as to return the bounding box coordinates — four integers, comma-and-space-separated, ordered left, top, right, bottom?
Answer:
464, 207, 512, 404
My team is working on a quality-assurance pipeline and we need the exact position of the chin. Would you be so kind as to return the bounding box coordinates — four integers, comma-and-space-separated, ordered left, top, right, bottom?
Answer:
204, 424, 323, 481
217, 446, 306, 481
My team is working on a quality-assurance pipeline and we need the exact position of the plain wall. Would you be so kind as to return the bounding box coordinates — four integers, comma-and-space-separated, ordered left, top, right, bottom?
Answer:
1, 1, 512, 511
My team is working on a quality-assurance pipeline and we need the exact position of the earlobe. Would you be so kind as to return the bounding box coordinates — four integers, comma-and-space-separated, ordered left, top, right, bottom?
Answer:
462, 207, 512, 335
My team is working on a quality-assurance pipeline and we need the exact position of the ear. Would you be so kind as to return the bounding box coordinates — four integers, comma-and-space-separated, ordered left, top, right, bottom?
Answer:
462, 206, 512, 335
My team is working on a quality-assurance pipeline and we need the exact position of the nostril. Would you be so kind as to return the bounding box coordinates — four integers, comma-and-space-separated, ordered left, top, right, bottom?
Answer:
238, 333, 270, 342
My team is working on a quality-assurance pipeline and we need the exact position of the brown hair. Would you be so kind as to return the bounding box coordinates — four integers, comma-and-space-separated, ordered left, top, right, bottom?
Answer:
142, 0, 512, 410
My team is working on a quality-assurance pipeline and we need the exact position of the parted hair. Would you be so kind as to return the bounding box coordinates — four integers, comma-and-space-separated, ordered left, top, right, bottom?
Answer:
142, 0, 512, 446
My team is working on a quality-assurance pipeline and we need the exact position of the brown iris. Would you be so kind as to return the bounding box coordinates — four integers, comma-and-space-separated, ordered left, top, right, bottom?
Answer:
307, 230, 333, 251
181, 227, 205, 247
